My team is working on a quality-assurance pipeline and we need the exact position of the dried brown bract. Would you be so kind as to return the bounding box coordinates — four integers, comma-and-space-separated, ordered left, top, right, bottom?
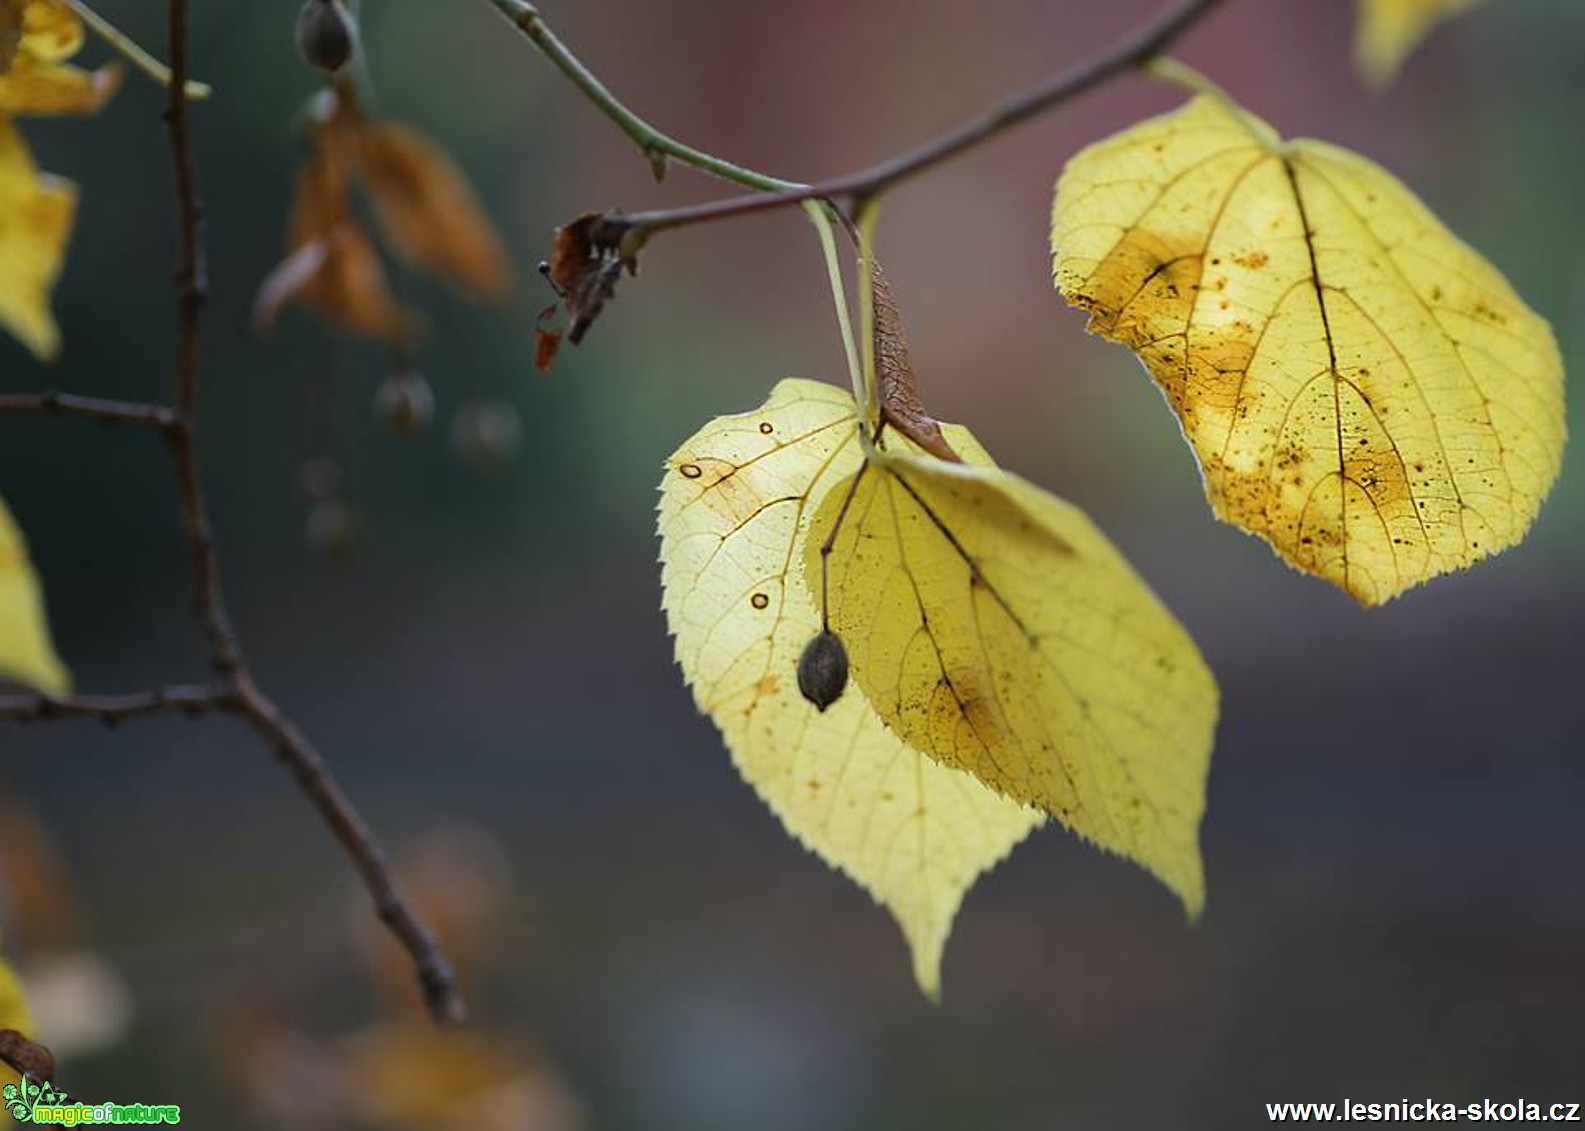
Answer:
870, 263, 959, 462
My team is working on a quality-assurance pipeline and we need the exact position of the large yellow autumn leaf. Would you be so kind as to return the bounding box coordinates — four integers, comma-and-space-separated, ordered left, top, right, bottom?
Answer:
1051, 91, 1565, 606
1354, 0, 1483, 86
805, 413, 1217, 915
659, 378, 1041, 995
0, 494, 68, 696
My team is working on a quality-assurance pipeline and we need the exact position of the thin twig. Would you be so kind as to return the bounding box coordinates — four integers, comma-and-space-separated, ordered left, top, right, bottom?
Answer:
0, 392, 177, 430
0, 685, 229, 724
162, 0, 240, 681
227, 673, 462, 1022
482, 0, 805, 192
1, 0, 464, 1030
593, 0, 1228, 240
159, 0, 463, 1024
0, 674, 464, 1023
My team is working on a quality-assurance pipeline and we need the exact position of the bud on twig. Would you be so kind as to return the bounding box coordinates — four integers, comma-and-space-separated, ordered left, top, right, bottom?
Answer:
451, 400, 523, 470
374, 371, 435, 436
296, 0, 358, 73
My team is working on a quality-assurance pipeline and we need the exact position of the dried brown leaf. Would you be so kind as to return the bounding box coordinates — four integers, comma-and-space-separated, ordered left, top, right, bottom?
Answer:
252, 236, 331, 332
543, 212, 627, 344
299, 224, 416, 344
264, 106, 415, 344
534, 325, 563, 373
358, 122, 512, 301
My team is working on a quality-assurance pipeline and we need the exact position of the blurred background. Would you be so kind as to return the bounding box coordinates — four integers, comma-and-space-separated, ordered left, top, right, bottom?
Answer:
2, 0, 1582, 1126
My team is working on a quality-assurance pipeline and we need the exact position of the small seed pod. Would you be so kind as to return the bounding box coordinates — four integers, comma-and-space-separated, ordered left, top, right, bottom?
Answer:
296, 0, 358, 74
306, 498, 361, 561
299, 455, 344, 502
374, 371, 435, 436
797, 630, 849, 712
450, 400, 523, 470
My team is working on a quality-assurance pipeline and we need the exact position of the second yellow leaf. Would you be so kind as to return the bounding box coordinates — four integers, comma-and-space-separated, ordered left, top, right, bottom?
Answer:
1052, 92, 1565, 605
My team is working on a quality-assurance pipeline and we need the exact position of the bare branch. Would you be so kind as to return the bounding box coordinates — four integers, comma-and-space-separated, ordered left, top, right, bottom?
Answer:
482, 0, 804, 192
157, 0, 463, 1024
0, 685, 229, 724
588, 0, 1228, 240
228, 674, 464, 1023
162, 0, 242, 682
0, 676, 465, 1024
0, 392, 177, 431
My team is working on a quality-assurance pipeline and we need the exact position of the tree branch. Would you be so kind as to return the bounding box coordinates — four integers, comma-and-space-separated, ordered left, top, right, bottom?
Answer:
0, 392, 176, 430
1, 0, 465, 1031
162, 0, 241, 681
157, 0, 463, 1024
0, 685, 229, 724
227, 674, 462, 1023
593, 0, 1228, 241
0, 675, 464, 1023
481, 0, 805, 192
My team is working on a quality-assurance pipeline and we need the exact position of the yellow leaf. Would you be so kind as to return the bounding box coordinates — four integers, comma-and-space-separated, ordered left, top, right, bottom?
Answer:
0, 494, 69, 696
0, 950, 32, 1090
0, 59, 119, 116
1052, 92, 1565, 606
659, 378, 1042, 995
0, 954, 28, 1034
0, 0, 119, 116
15, 0, 82, 65
358, 122, 513, 301
805, 413, 1217, 917
0, 118, 74, 361
1354, 0, 1482, 86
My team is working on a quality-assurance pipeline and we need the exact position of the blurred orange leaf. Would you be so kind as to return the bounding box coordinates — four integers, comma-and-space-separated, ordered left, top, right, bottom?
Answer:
359, 122, 512, 301
262, 92, 416, 344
